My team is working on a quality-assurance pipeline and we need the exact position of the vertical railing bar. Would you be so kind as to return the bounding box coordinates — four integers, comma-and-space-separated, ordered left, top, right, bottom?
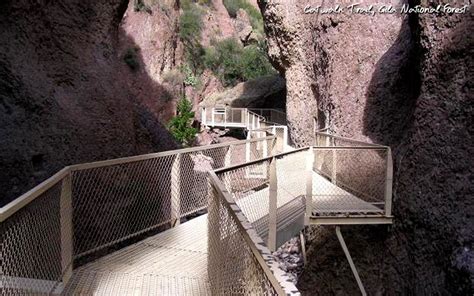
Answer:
283, 126, 288, 152
268, 156, 277, 252
384, 148, 393, 216
246, 131, 251, 163
224, 107, 227, 128
171, 153, 181, 226
60, 172, 73, 286
225, 145, 234, 167
263, 133, 268, 161
202, 107, 207, 126
331, 138, 337, 184
212, 108, 215, 126
305, 147, 314, 225
245, 110, 250, 129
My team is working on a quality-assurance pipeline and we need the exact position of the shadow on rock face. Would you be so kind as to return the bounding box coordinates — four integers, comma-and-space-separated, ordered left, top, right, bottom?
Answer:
0, 0, 177, 206
363, 14, 421, 148
299, 4, 473, 296
358, 4, 473, 295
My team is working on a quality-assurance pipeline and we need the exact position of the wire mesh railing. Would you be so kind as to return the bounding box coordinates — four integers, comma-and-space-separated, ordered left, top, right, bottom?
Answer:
0, 130, 392, 295
0, 169, 72, 295
248, 109, 287, 126
312, 147, 391, 216
211, 142, 392, 249
71, 137, 277, 258
208, 172, 300, 295
0, 136, 277, 295
314, 132, 392, 217
315, 131, 384, 147
247, 125, 288, 153
213, 148, 309, 252
201, 107, 266, 130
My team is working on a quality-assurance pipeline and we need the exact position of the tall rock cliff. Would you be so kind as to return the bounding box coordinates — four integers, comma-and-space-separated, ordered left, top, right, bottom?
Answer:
260, 0, 473, 294
0, 0, 178, 206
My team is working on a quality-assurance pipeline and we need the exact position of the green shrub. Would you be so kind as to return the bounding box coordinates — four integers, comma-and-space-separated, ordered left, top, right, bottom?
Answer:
134, 0, 152, 14
162, 69, 184, 86
240, 45, 275, 80
123, 47, 140, 71
181, 64, 200, 87
179, 1, 205, 73
179, 3, 203, 42
223, 0, 263, 34
168, 97, 198, 146
197, 0, 213, 6
203, 38, 275, 86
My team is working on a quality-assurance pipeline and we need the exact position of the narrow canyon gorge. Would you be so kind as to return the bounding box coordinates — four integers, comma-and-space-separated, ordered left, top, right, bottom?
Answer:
260, 0, 472, 294
0, 0, 471, 294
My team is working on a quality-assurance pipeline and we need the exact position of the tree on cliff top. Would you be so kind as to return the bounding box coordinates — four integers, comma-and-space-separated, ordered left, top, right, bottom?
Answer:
168, 97, 197, 147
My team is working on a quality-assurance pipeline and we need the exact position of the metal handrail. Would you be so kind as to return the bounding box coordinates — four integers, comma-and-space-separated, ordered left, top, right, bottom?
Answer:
315, 132, 386, 147
0, 136, 276, 222
0, 168, 70, 222
201, 107, 280, 128
213, 143, 393, 217
70, 136, 275, 171
207, 139, 393, 294
213, 147, 309, 174
208, 171, 300, 295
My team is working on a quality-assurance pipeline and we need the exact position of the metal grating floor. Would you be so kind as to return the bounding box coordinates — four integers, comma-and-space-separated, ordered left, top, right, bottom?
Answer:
63, 214, 210, 296
311, 173, 383, 214
62, 154, 381, 295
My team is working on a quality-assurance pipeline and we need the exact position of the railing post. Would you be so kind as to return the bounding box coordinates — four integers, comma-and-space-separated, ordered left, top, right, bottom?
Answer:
225, 144, 234, 167
202, 107, 206, 126
211, 108, 215, 126
268, 157, 277, 252
246, 132, 251, 162
331, 138, 337, 184
171, 153, 181, 227
283, 126, 288, 152
60, 173, 73, 286
262, 136, 268, 158
385, 148, 393, 217
224, 107, 227, 128
247, 110, 250, 129
252, 114, 255, 130
305, 147, 314, 225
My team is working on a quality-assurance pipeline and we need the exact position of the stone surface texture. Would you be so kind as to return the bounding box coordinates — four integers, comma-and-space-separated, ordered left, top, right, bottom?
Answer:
0, 0, 178, 205
259, 0, 473, 294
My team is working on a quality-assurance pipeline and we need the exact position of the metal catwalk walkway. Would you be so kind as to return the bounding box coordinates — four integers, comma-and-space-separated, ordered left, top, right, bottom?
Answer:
63, 215, 210, 295
1, 108, 393, 296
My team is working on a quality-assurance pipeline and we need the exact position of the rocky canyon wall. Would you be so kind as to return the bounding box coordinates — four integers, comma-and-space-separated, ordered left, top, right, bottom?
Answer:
260, 0, 472, 294
0, 0, 178, 206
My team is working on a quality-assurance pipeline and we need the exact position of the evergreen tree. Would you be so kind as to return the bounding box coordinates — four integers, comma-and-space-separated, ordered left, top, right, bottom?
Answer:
168, 97, 198, 146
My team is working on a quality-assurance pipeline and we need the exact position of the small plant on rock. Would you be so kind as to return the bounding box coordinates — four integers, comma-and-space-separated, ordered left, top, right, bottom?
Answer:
123, 47, 140, 71
181, 64, 200, 87
168, 97, 198, 147
223, 0, 263, 34
134, 0, 152, 14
